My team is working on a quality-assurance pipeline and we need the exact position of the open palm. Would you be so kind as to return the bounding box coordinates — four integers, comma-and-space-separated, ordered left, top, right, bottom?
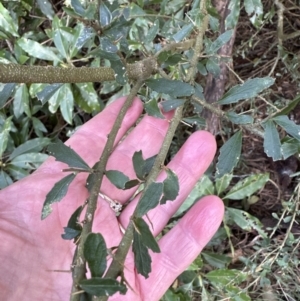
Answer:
0, 97, 224, 301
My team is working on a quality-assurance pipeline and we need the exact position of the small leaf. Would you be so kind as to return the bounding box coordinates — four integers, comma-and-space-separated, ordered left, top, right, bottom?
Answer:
224, 173, 269, 200
273, 94, 300, 117
124, 179, 140, 189
216, 130, 242, 178
161, 168, 179, 204
132, 151, 156, 181
110, 60, 127, 85
0, 170, 13, 189
0, 116, 13, 158
146, 19, 159, 44
36, 84, 64, 105
132, 228, 152, 278
99, 2, 112, 26
144, 99, 165, 119
71, 0, 86, 16
215, 174, 233, 195
0, 3, 19, 37
218, 77, 275, 105
74, 83, 100, 113
61, 206, 83, 240
182, 116, 206, 128
161, 99, 185, 112
145, 78, 194, 97
206, 30, 233, 54
100, 37, 118, 53
47, 140, 90, 170
60, 84, 74, 124
225, 0, 241, 30
202, 252, 232, 269
79, 278, 127, 296
36, 0, 55, 19
206, 57, 221, 77
205, 269, 247, 286
41, 173, 76, 219
226, 111, 253, 124
281, 138, 300, 159
262, 120, 281, 161
133, 217, 160, 253
13, 84, 30, 118
273, 115, 300, 142
0, 83, 16, 107
172, 23, 193, 42
135, 182, 163, 217
61, 227, 81, 240
84, 233, 107, 278
106, 170, 130, 189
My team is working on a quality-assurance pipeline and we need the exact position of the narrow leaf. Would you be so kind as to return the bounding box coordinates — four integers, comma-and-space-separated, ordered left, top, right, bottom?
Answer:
84, 233, 107, 278
99, 2, 112, 26
61, 205, 83, 240
79, 278, 127, 296
172, 23, 193, 42
205, 269, 247, 286
124, 179, 140, 189
273, 115, 300, 142
160, 168, 179, 204
262, 120, 281, 160
36, 0, 55, 19
0, 3, 19, 37
216, 131, 242, 178
134, 217, 160, 253
215, 174, 233, 195
0, 83, 16, 107
132, 228, 152, 278
218, 77, 275, 104
0, 116, 13, 158
206, 30, 233, 54
202, 252, 231, 269
106, 170, 130, 189
36, 84, 63, 105
71, 0, 86, 16
224, 173, 269, 200
47, 140, 90, 170
161, 99, 185, 112
135, 182, 163, 217
144, 99, 165, 119
226, 111, 253, 124
225, 0, 241, 29
41, 173, 76, 219
145, 78, 194, 97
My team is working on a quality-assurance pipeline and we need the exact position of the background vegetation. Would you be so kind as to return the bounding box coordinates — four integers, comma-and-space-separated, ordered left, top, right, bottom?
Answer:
0, 0, 300, 300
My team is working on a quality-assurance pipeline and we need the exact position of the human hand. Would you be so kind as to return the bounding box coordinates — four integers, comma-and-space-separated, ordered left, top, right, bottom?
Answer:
0, 96, 224, 301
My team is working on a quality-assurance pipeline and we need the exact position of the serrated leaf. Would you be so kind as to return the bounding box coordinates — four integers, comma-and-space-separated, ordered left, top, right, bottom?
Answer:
79, 278, 127, 296
36, 84, 64, 105
262, 120, 281, 160
0, 83, 16, 107
99, 2, 112, 26
0, 3, 19, 37
226, 207, 267, 238
41, 173, 76, 219
0, 116, 12, 158
206, 30, 233, 54
144, 99, 165, 119
273, 115, 300, 142
134, 217, 160, 253
17, 38, 61, 62
216, 130, 242, 178
160, 168, 179, 204
84, 233, 107, 278
224, 173, 269, 200
135, 182, 163, 217
226, 111, 253, 124
47, 140, 90, 170
215, 174, 233, 195
202, 252, 231, 269
161, 99, 185, 112
218, 77, 275, 104
106, 170, 130, 189
225, 0, 241, 30
172, 23, 193, 42
145, 78, 194, 98
37, 0, 55, 19
132, 228, 152, 278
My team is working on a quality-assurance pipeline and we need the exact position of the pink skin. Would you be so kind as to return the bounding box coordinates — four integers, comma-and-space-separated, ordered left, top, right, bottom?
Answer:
0, 97, 224, 301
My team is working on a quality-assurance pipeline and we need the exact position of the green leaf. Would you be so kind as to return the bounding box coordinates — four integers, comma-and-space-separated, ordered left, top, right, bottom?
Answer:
9, 153, 48, 169
161, 99, 185, 112
71, 0, 86, 16
100, 36, 118, 53
145, 19, 159, 44
32, 117, 48, 136
202, 252, 231, 269
0, 116, 13, 158
218, 77, 275, 104
281, 138, 300, 159
132, 151, 156, 181
273, 94, 300, 117
182, 116, 206, 128
133, 217, 160, 253
70, 25, 95, 58
13, 84, 30, 118
273, 115, 300, 142
0, 170, 13, 189
215, 174, 233, 195
47, 140, 90, 170
61, 205, 83, 240
124, 179, 140, 189
53, 28, 70, 59
41, 173, 76, 219
172, 23, 193, 42
84, 233, 107, 277
17, 38, 61, 62
245, 0, 263, 27
79, 278, 127, 296
205, 269, 247, 286
105, 170, 130, 189
74, 83, 100, 113
226, 207, 267, 238
0, 83, 16, 107
36, 0, 55, 19
224, 173, 269, 200
135, 182, 163, 217
110, 60, 127, 85
60, 84, 74, 124
61, 227, 81, 240
225, 0, 241, 30
206, 57, 221, 77
216, 130, 242, 178
226, 111, 253, 124
161, 168, 179, 204
0, 3, 19, 37
144, 99, 165, 119
145, 78, 194, 97
206, 30, 233, 54
36, 84, 64, 105
262, 120, 281, 160
99, 2, 112, 26
132, 227, 152, 278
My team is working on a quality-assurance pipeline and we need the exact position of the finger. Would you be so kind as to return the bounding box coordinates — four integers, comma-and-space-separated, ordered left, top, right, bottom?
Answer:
119, 131, 217, 235
139, 195, 224, 301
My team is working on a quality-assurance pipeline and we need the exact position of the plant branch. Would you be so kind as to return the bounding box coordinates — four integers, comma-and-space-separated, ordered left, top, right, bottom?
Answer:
70, 80, 144, 301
